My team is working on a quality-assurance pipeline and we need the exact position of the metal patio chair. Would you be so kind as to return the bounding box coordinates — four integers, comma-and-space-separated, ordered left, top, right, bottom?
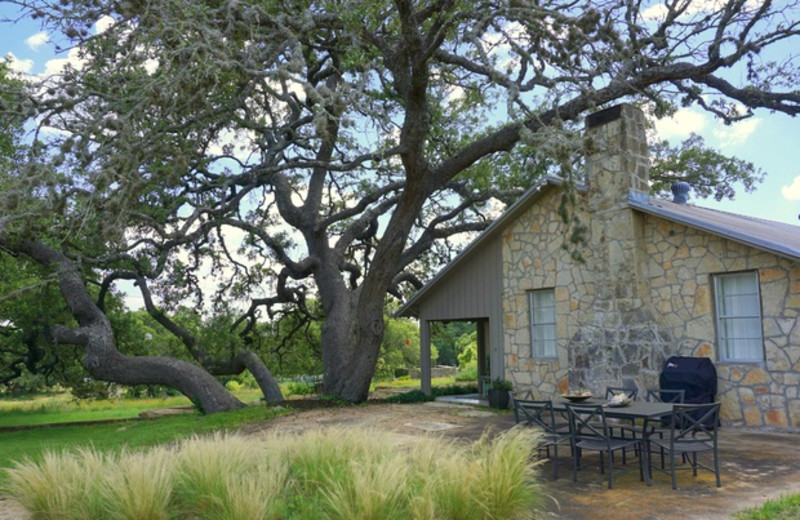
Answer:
646, 388, 685, 404
514, 398, 572, 479
647, 402, 722, 490
510, 390, 535, 424
643, 388, 686, 468
604, 386, 640, 462
566, 403, 644, 489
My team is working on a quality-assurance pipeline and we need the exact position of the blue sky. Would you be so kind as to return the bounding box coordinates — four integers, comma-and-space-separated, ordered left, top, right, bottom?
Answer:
2, 5, 799, 228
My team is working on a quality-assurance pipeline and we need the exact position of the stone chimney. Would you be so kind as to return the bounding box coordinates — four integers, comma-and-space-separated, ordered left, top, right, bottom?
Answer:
584, 103, 649, 301
585, 103, 650, 211
567, 104, 672, 395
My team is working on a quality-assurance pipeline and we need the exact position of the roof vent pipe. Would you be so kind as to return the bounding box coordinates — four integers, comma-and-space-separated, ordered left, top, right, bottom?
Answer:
671, 182, 691, 204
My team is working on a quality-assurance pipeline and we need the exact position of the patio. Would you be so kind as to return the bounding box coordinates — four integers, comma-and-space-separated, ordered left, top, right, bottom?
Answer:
537, 425, 800, 519
245, 398, 800, 520
436, 395, 800, 518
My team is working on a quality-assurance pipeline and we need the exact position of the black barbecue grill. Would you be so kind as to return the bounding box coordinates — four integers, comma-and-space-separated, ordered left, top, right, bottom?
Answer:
659, 356, 718, 427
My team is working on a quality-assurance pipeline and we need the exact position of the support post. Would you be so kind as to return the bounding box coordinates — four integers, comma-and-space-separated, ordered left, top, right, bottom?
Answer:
420, 319, 432, 395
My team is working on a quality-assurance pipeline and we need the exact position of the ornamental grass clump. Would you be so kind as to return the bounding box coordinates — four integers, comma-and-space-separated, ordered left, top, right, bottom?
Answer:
173, 432, 288, 520
4, 447, 107, 520
100, 448, 174, 520
3, 425, 543, 520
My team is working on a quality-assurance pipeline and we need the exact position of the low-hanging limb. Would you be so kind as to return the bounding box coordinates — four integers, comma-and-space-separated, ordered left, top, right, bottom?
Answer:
136, 275, 284, 403
1, 236, 245, 413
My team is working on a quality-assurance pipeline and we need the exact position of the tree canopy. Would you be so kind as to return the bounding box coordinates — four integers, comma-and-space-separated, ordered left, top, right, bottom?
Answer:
1, 0, 798, 407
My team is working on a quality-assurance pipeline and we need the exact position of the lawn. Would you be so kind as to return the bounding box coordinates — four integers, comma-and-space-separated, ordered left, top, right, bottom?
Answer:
0, 388, 265, 428
0, 403, 287, 476
734, 494, 800, 520
0, 379, 460, 476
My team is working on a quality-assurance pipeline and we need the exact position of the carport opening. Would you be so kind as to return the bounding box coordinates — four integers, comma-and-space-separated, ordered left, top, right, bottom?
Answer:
430, 319, 488, 394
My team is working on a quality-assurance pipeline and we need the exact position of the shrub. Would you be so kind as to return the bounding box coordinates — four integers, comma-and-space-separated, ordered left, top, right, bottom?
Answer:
100, 448, 174, 520
4, 448, 108, 519
224, 380, 242, 392
385, 389, 434, 404
287, 380, 317, 396
385, 384, 478, 404
455, 366, 478, 382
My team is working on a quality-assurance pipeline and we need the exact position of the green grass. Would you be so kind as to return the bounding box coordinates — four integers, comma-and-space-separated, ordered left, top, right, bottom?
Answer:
0, 404, 287, 478
734, 493, 800, 520
0, 388, 266, 427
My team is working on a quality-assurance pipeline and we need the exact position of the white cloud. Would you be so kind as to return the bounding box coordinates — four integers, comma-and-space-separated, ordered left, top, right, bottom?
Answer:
25, 31, 49, 51
94, 16, 116, 34
43, 47, 87, 76
653, 108, 707, 140
781, 176, 800, 201
712, 118, 760, 148
642, 0, 733, 20
5, 52, 33, 74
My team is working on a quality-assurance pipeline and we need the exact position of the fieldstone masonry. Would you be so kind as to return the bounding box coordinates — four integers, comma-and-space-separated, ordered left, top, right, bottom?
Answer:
501, 103, 800, 430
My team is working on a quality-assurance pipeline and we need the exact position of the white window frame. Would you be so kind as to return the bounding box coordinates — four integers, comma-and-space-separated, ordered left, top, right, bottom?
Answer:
713, 271, 764, 362
529, 289, 557, 358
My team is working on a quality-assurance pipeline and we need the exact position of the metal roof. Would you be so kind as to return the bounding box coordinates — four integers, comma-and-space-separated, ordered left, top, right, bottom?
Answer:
397, 183, 800, 318
628, 192, 800, 262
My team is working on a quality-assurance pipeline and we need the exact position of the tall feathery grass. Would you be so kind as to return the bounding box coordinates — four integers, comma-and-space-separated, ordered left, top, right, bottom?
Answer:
4, 447, 108, 520
3, 425, 544, 520
101, 448, 174, 520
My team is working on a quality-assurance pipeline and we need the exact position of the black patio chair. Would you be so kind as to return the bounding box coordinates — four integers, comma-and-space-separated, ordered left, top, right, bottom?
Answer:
646, 388, 685, 404
509, 390, 535, 424
514, 399, 572, 479
604, 386, 640, 462
643, 388, 686, 468
647, 402, 722, 490
566, 403, 644, 489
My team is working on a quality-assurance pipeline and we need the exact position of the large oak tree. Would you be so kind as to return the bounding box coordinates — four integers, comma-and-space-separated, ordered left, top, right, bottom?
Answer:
1, 0, 798, 408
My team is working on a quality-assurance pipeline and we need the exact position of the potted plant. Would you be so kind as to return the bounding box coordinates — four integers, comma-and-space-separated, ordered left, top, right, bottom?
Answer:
487, 378, 513, 409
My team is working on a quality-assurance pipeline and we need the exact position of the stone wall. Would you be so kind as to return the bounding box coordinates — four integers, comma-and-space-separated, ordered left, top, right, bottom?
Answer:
501, 188, 577, 396
642, 217, 800, 428
499, 103, 800, 429
501, 195, 800, 429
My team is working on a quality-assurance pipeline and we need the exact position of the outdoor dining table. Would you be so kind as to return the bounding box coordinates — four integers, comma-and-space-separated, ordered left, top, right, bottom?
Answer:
551, 397, 676, 486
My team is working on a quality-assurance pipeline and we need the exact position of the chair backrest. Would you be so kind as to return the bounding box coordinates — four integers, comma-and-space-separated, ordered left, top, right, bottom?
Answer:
566, 403, 612, 445
510, 391, 535, 423
668, 402, 721, 446
605, 386, 638, 401
514, 399, 559, 433
646, 388, 685, 403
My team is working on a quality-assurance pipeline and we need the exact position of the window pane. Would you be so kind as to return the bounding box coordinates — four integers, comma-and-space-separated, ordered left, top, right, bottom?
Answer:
715, 273, 763, 362
529, 289, 556, 358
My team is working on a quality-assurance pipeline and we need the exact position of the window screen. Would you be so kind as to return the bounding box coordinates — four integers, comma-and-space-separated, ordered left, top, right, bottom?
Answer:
714, 272, 763, 362
529, 289, 556, 358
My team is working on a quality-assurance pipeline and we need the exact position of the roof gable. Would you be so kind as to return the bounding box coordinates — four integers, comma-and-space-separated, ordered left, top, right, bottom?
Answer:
396, 176, 570, 317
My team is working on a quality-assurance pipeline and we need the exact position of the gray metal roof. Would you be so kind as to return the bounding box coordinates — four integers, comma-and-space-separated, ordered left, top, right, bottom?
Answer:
397, 182, 800, 318
628, 192, 800, 262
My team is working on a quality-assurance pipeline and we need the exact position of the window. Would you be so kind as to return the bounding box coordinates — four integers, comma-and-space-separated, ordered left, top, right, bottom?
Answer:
713, 272, 763, 362
529, 289, 556, 358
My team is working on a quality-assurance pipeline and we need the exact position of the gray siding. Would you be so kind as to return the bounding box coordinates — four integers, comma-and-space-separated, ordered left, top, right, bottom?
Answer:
417, 236, 503, 321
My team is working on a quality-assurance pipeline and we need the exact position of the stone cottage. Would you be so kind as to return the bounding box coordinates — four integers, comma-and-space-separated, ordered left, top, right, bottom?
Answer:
397, 103, 800, 430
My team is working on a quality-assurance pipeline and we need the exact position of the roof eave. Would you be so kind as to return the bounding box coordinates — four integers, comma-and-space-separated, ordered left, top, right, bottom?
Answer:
628, 196, 800, 263
395, 176, 573, 318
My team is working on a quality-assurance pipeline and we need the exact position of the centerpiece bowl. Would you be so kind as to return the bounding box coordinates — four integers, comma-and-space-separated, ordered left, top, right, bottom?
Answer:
561, 394, 593, 402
